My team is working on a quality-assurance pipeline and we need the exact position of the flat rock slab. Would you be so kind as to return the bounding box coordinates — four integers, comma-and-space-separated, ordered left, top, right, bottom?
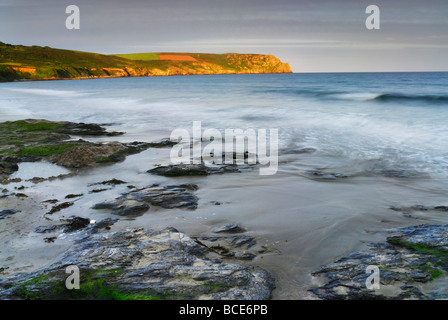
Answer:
147, 164, 244, 177
310, 224, 448, 300
212, 223, 246, 234
0, 227, 275, 300
92, 184, 199, 216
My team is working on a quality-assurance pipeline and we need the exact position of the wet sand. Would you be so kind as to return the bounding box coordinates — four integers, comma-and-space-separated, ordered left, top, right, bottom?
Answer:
2, 146, 448, 299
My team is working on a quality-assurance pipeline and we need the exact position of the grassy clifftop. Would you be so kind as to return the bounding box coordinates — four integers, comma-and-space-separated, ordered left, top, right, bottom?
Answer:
0, 42, 292, 82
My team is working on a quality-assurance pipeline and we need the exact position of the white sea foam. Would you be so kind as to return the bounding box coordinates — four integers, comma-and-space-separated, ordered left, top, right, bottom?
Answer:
328, 93, 382, 101
5, 88, 89, 98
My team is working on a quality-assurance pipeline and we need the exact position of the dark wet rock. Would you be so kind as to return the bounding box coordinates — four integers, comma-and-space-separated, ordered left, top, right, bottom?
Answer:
0, 209, 20, 219
193, 224, 258, 261
390, 205, 448, 212
55, 122, 124, 137
62, 216, 91, 233
27, 177, 47, 184
371, 168, 425, 179
42, 199, 58, 204
14, 193, 28, 198
285, 147, 317, 154
147, 163, 242, 177
0, 227, 275, 300
65, 194, 83, 199
390, 205, 448, 219
35, 225, 58, 233
89, 218, 118, 234
35, 216, 91, 234
137, 185, 198, 210
102, 202, 150, 217
306, 170, 348, 181
212, 224, 246, 234
310, 224, 448, 300
89, 179, 126, 187
92, 184, 199, 216
46, 202, 74, 215
43, 237, 57, 243
89, 188, 109, 194
0, 158, 19, 176
390, 205, 431, 212
146, 138, 178, 148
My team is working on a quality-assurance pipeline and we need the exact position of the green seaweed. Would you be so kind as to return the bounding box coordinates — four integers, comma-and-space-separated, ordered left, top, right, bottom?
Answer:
387, 238, 448, 258
0, 120, 64, 132
17, 144, 78, 157
387, 237, 448, 280
63, 268, 162, 300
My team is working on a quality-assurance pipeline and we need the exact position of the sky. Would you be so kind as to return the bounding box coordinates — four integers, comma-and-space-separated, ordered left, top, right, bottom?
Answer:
1, 0, 447, 72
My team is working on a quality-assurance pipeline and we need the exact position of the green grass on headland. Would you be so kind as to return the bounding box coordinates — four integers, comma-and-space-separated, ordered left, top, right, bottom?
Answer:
0, 41, 291, 82
113, 53, 160, 61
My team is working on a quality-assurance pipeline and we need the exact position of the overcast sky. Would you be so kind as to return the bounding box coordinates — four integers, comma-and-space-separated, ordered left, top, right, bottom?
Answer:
1, 0, 447, 72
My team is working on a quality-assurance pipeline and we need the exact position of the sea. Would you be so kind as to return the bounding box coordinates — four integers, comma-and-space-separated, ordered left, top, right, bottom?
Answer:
1, 72, 448, 299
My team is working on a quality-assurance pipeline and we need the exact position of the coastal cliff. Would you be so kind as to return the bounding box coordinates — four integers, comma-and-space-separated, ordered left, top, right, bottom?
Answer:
0, 42, 292, 82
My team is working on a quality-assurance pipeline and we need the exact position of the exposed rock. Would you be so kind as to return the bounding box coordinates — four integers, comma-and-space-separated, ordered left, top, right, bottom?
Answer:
212, 224, 246, 234
42, 199, 58, 204
91, 179, 126, 186
370, 168, 425, 179
50, 141, 148, 168
0, 120, 154, 175
55, 122, 123, 137
65, 194, 83, 199
92, 184, 199, 216
35, 216, 93, 234
46, 202, 74, 215
89, 218, 118, 234
191, 224, 258, 261
390, 205, 448, 213
14, 193, 27, 198
34, 225, 58, 234
89, 188, 109, 194
193, 235, 257, 261
306, 170, 348, 181
310, 224, 448, 300
146, 139, 177, 148
0, 227, 275, 300
43, 237, 57, 243
147, 163, 242, 177
0, 209, 20, 219
62, 217, 91, 233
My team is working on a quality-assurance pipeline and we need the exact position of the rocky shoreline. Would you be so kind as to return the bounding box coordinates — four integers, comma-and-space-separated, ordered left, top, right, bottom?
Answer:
0, 224, 274, 300
310, 222, 448, 299
0, 119, 274, 300
2, 119, 448, 300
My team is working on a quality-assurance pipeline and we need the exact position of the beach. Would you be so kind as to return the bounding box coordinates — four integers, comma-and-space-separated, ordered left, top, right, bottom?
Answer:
1, 72, 448, 299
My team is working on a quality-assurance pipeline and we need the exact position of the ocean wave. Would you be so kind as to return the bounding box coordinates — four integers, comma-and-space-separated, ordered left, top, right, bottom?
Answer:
371, 93, 448, 104
318, 92, 448, 104
256, 88, 448, 104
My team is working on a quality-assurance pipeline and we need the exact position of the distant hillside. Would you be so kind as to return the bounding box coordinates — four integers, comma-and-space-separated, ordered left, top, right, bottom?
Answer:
0, 42, 292, 82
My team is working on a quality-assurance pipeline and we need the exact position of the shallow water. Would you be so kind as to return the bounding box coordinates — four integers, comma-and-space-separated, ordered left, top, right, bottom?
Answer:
1, 73, 448, 299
